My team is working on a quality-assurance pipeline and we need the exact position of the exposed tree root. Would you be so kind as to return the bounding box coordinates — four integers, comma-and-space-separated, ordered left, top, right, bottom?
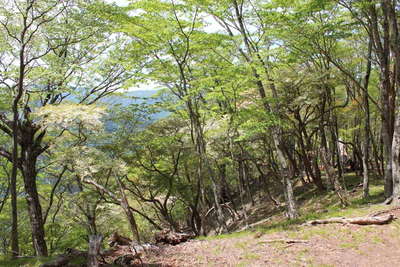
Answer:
383, 197, 393, 205
305, 214, 395, 226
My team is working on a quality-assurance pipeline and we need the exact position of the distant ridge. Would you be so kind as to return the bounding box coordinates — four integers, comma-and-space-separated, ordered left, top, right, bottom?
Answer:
102, 89, 160, 106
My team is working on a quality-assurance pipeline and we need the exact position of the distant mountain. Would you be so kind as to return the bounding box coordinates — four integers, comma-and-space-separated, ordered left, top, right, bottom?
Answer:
102, 90, 169, 131
102, 89, 161, 106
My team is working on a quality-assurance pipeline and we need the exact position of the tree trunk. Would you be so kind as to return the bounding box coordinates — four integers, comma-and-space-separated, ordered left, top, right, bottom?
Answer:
296, 115, 325, 191
362, 38, 372, 199
116, 176, 141, 243
274, 138, 298, 219
392, 114, 400, 203
21, 144, 48, 257
387, 0, 400, 203
10, 136, 19, 257
85, 205, 98, 236
306, 214, 394, 226
237, 158, 249, 225
320, 148, 349, 207
369, 1, 395, 199
216, 0, 299, 219
10, 31, 24, 258
191, 107, 227, 233
383, 126, 394, 198
88, 235, 103, 267
282, 172, 298, 219
243, 162, 255, 206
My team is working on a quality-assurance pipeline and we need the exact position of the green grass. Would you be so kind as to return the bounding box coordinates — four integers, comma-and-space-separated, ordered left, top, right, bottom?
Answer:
234, 241, 249, 249
0, 256, 54, 267
242, 252, 260, 260
0, 255, 87, 267
340, 242, 358, 249
255, 177, 385, 233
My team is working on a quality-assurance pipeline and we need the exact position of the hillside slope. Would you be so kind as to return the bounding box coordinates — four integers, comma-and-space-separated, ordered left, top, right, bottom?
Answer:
147, 207, 400, 266
143, 174, 400, 267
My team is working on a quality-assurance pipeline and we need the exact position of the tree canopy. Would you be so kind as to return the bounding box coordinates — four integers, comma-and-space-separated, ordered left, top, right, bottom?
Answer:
1, 0, 400, 264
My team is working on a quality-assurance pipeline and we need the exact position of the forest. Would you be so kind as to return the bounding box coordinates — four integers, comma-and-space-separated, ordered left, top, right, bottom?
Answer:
1, 0, 400, 266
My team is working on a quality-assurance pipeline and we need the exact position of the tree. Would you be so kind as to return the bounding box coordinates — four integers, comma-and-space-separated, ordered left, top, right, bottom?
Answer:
0, 0, 130, 256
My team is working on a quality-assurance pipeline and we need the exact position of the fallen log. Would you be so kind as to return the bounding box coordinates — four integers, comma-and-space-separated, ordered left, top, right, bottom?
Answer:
238, 218, 271, 232
40, 255, 73, 267
305, 214, 394, 226
107, 232, 159, 256
104, 231, 161, 266
154, 229, 194, 245
40, 248, 87, 267
369, 207, 400, 217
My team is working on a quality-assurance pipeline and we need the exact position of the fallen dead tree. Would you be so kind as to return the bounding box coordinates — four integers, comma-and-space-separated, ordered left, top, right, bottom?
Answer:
154, 229, 194, 245
41, 248, 87, 267
103, 244, 143, 266
41, 233, 160, 267
305, 214, 395, 226
369, 206, 400, 217
238, 218, 272, 232
105, 232, 160, 266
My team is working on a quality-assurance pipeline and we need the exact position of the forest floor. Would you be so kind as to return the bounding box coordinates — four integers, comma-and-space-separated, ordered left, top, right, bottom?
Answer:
143, 174, 400, 267
3, 174, 400, 267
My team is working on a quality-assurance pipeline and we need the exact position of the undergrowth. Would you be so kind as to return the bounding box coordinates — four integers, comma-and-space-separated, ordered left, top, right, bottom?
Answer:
199, 173, 386, 241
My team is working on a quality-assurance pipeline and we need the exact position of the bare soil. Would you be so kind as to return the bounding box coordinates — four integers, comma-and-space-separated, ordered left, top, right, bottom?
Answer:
143, 208, 400, 267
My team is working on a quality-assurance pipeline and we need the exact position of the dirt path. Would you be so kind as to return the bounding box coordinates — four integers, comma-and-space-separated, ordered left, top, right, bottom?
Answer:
145, 209, 400, 267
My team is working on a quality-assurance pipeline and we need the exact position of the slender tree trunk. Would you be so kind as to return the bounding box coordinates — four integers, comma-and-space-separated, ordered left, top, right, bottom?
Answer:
362, 39, 372, 199
392, 115, 400, 202
387, 0, 400, 203
192, 107, 227, 233
220, 0, 299, 218
9, 28, 26, 258
242, 156, 255, 206
237, 158, 249, 225
383, 126, 394, 198
116, 176, 141, 243
218, 163, 235, 206
0, 177, 10, 214
320, 148, 349, 207
204, 155, 227, 233
274, 137, 298, 219
10, 123, 19, 257
297, 115, 325, 191
254, 162, 281, 206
